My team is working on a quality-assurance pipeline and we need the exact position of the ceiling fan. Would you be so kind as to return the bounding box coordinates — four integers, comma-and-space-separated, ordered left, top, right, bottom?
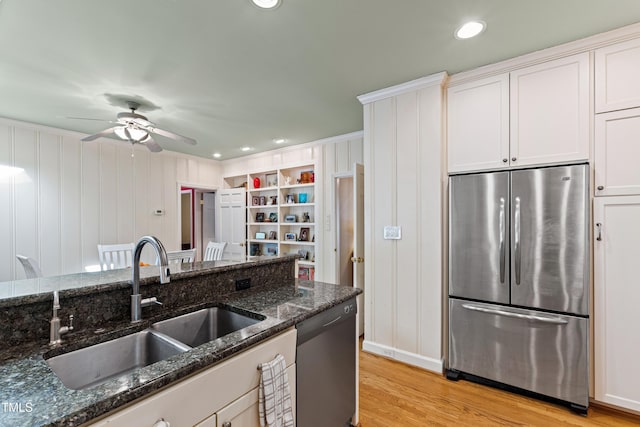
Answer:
72, 102, 196, 153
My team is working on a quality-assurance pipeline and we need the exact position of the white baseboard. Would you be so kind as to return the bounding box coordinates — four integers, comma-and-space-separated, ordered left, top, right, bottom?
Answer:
362, 340, 443, 374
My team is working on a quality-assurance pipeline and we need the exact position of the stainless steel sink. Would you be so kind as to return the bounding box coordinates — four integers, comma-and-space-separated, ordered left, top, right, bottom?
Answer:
45, 330, 190, 390
150, 307, 264, 347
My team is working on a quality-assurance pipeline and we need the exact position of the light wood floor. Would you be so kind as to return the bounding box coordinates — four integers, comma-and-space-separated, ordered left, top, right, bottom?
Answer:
358, 348, 640, 426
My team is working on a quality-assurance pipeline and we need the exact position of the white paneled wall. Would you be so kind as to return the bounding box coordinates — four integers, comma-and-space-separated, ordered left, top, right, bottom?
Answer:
359, 73, 447, 373
221, 132, 364, 283
0, 118, 221, 281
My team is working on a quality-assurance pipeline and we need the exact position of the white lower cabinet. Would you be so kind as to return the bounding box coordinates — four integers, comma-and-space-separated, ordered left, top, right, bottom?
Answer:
88, 329, 296, 427
197, 365, 295, 427
594, 196, 640, 412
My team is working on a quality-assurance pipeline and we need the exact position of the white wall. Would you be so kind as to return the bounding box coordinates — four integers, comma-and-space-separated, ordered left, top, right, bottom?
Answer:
0, 118, 222, 281
359, 73, 447, 373
221, 132, 364, 283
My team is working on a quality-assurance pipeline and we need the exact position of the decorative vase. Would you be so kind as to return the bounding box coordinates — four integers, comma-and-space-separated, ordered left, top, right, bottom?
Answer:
253, 177, 261, 189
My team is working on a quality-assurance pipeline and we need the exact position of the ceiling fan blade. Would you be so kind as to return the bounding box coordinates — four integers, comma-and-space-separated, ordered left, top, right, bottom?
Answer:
66, 116, 118, 123
81, 127, 120, 142
143, 137, 163, 153
150, 127, 197, 145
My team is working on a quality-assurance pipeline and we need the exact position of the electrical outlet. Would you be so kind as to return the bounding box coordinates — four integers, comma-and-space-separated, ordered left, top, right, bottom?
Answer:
235, 278, 251, 291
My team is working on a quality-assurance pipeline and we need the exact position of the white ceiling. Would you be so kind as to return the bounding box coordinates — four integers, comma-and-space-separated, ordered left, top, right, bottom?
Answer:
2, 1, 640, 160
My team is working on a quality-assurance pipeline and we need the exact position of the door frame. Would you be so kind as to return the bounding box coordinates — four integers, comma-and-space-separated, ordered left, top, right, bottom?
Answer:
176, 182, 218, 261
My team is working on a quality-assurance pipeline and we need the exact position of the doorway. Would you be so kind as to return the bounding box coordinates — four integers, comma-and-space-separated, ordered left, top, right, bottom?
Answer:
334, 163, 365, 335
180, 187, 216, 260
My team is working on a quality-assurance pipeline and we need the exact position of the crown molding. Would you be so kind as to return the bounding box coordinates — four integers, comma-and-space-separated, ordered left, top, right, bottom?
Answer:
449, 21, 640, 87
357, 72, 449, 105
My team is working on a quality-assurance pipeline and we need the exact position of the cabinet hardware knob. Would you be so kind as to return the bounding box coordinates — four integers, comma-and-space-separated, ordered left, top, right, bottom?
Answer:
152, 419, 170, 427
596, 223, 602, 241
511, 157, 517, 162
222, 422, 232, 427
502, 158, 508, 163
597, 185, 604, 191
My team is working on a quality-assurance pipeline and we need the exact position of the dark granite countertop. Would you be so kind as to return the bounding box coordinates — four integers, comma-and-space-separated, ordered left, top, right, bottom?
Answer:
0, 255, 299, 305
0, 279, 361, 427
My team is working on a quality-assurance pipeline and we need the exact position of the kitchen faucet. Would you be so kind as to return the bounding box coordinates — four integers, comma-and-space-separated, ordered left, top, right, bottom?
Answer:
131, 236, 170, 322
49, 290, 73, 346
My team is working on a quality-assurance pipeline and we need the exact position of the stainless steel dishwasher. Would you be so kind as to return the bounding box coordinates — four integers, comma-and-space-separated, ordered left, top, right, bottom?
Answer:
296, 298, 357, 427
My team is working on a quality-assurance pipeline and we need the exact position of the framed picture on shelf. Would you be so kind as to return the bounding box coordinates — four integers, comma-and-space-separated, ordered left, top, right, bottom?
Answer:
285, 232, 297, 241
298, 267, 310, 280
255, 212, 265, 222
250, 243, 260, 256
259, 196, 267, 205
265, 244, 277, 256
266, 173, 277, 187
285, 194, 296, 204
252, 196, 260, 206
269, 212, 278, 222
268, 231, 277, 240
284, 214, 297, 223
299, 227, 310, 241
255, 232, 266, 240
297, 249, 308, 260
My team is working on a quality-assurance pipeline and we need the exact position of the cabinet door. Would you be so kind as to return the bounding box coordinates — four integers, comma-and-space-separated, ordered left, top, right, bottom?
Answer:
595, 108, 640, 196
212, 365, 296, 427
447, 74, 509, 173
594, 196, 640, 412
595, 38, 640, 113
510, 53, 590, 167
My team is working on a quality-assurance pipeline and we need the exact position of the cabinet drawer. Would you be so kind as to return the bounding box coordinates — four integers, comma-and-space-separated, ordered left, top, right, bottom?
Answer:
596, 38, 640, 113
88, 328, 296, 427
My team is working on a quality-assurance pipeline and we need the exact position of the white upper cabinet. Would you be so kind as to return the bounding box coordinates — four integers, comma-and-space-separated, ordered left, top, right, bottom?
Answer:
595, 107, 640, 196
510, 53, 590, 167
447, 53, 590, 173
595, 38, 640, 113
447, 74, 509, 173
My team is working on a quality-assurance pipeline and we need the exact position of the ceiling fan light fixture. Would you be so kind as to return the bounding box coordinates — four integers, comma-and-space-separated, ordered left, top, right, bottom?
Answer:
455, 21, 486, 39
251, 0, 281, 9
114, 126, 149, 142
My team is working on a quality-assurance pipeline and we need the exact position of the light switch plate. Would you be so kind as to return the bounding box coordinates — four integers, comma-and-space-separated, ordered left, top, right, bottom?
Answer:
384, 226, 401, 240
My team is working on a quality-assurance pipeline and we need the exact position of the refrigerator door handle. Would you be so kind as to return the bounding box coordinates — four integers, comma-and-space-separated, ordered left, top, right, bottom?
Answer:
499, 197, 506, 283
514, 196, 521, 285
461, 303, 568, 325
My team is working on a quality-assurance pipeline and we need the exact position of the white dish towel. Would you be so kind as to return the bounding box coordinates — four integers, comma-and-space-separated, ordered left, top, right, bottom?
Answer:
258, 353, 294, 427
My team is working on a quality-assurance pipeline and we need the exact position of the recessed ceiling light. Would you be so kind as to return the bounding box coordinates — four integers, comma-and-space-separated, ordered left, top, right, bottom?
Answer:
213, 153, 222, 158
273, 138, 286, 144
455, 21, 486, 39
241, 147, 252, 152
251, 0, 281, 9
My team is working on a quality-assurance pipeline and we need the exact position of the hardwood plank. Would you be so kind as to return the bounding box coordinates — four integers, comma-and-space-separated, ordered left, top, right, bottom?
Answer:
359, 347, 640, 426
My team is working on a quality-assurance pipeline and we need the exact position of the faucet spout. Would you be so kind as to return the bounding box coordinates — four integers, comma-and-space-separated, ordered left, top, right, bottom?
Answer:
131, 236, 170, 322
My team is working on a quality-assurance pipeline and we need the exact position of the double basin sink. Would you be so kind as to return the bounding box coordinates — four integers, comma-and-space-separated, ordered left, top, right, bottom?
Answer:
45, 307, 264, 390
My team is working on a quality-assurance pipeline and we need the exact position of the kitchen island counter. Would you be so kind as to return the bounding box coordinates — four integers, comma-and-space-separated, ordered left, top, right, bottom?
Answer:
0, 278, 360, 426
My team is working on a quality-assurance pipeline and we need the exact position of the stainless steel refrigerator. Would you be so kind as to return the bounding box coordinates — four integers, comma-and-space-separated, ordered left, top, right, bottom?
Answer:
447, 164, 589, 413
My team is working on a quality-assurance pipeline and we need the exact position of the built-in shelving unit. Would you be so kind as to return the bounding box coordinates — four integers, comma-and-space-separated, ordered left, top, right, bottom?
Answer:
224, 163, 317, 279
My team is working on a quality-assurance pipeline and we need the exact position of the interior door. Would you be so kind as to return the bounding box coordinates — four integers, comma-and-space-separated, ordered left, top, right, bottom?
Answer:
449, 171, 510, 304
202, 192, 216, 251
353, 163, 365, 335
352, 162, 364, 427
216, 188, 246, 261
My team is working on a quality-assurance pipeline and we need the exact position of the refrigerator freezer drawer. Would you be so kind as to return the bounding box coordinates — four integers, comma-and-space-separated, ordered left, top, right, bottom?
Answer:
449, 298, 589, 407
